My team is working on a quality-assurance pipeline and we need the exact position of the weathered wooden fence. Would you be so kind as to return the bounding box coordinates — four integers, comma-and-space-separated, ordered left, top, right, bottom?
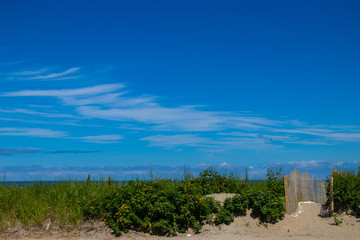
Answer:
284, 169, 327, 214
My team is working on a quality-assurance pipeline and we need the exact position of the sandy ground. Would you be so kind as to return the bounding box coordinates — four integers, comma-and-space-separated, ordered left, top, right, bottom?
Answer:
1, 197, 359, 240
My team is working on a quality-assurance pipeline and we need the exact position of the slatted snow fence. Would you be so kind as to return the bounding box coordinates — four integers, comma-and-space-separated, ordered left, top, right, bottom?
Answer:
284, 168, 327, 214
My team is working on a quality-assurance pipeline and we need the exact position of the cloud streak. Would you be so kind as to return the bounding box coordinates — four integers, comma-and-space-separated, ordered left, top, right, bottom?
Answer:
0, 148, 40, 156
0, 127, 68, 138
0, 108, 75, 118
140, 133, 285, 151
141, 134, 209, 148
76, 105, 277, 132
1, 83, 124, 97
48, 150, 102, 154
11, 68, 48, 75
1, 82, 360, 149
77, 135, 123, 144
20, 67, 79, 80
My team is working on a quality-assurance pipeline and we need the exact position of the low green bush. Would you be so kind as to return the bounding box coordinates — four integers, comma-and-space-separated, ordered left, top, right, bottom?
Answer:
328, 167, 360, 216
100, 180, 223, 236
250, 191, 285, 224
190, 167, 240, 195
224, 194, 249, 216
214, 207, 234, 225
99, 168, 286, 235
265, 167, 285, 196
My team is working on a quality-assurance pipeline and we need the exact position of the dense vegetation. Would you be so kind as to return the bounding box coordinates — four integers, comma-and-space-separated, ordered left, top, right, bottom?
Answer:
0, 167, 286, 236
328, 167, 360, 216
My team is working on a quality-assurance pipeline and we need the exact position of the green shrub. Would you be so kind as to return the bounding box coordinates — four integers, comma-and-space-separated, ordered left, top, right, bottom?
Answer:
192, 167, 238, 195
224, 194, 249, 216
266, 168, 284, 196
99, 170, 286, 236
246, 168, 286, 223
101, 180, 220, 236
250, 191, 285, 224
328, 167, 360, 215
214, 207, 234, 225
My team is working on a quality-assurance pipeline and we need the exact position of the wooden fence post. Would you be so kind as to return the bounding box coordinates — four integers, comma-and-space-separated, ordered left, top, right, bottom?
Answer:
330, 169, 336, 216
284, 174, 289, 214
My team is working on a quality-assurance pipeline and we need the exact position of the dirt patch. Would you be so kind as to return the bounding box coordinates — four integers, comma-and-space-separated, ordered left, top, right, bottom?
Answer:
0, 221, 112, 240
205, 193, 236, 205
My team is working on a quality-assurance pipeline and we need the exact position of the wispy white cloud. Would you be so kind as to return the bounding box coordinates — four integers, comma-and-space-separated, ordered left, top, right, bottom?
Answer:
218, 132, 295, 142
76, 105, 276, 132
286, 160, 324, 168
4, 66, 82, 81
140, 133, 283, 151
274, 128, 360, 142
141, 134, 209, 148
1, 82, 360, 149
207, 137, 283, 151
0, 83, 280, 135
117, 124, 146, 131
1, 83, 124, 97
0, 127, 121, 143
217, 132, 331, 146
46, 75, 82, 81
60, 92, 129, 106
275, 128, 334, 135
11, 68, 48, 75
24, 67, 80, 80
218, 127, 360, 146
0, 148, 40, 156
328, 125, 360, 130
3, 83, 276, 132
77, 105, 222, 131
322, 132, 360, 142
0, 127, 68, 138
286, 140, 332, 145
48, 150, 102, 154
0, 117, 20, 121
0, 108, 75, 118
28, 104, 53, 108
0, 116, 99, 127
77, 134, 123, 144
219, 162, 231, 168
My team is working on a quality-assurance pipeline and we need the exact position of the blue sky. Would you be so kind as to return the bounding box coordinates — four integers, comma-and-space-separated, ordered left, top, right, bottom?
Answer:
0, 0, 359, 180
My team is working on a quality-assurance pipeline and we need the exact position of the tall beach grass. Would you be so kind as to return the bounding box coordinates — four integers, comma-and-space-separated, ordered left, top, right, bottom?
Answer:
0, 177, 120, 229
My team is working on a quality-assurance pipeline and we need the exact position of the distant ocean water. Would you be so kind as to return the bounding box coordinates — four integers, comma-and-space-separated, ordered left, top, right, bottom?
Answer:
2, 179, 265, 186
2, 180, 130, 186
